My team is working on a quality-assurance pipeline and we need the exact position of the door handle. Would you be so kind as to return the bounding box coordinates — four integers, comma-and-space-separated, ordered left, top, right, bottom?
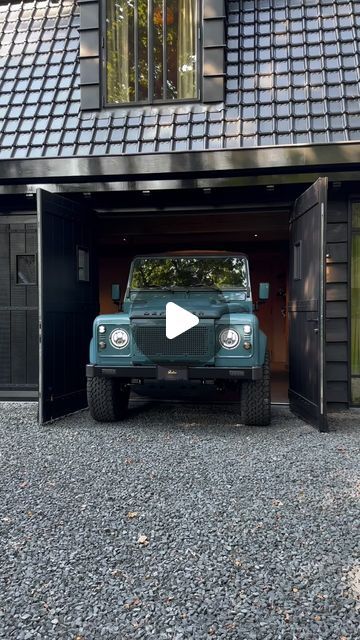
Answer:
307, 317, 319, 333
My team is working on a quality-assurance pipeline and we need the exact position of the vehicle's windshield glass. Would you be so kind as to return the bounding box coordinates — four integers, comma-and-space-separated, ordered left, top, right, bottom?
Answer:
130, 257, 248, 290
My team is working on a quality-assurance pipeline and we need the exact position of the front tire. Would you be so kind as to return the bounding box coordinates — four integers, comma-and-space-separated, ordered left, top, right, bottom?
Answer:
87, 377, 130, 422
240, 351, 271, 426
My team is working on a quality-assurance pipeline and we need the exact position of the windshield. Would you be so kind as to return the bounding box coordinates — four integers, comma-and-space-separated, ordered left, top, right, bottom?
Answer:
129, 257, 249, 290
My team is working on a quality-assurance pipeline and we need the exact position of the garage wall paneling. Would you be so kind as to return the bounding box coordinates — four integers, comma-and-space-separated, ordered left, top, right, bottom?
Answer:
0, 216, 38, 397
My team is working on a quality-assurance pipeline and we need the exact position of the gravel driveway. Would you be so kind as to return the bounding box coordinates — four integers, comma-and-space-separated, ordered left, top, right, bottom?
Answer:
0, 401, 359, 640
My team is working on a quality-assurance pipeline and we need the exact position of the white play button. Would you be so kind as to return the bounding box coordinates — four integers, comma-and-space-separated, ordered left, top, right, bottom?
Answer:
166, 302, 199, 340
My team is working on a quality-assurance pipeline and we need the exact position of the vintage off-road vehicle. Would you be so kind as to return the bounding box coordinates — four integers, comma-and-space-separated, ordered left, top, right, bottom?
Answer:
86, 253, 271, 425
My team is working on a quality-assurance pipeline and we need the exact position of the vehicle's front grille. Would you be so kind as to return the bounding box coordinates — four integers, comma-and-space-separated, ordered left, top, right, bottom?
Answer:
132, 324, 212, 360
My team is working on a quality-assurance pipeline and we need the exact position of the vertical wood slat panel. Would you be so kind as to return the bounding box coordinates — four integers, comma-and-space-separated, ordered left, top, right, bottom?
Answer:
11, 310, 26, 385
10, 226, 26, 307
0, 226, 10, 306
0, 219, 38, 392
0, 311, 10, 384
0, 226, 11, 384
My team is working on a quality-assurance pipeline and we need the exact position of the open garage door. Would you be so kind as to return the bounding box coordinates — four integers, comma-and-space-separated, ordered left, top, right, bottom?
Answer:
288, 178, 328, 432
37, 190, 98, 423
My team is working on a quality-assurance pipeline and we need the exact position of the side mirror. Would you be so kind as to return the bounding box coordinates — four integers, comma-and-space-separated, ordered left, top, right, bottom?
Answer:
111, 284, 121, 305
259, 282, 270, 301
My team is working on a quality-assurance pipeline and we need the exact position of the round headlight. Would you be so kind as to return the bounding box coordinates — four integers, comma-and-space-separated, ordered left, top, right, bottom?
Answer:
243, 325, 252, 335
110, 328, 129, 350
219, 328, 240, 350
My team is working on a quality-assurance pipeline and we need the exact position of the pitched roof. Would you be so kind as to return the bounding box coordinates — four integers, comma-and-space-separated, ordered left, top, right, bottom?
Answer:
0, 0, 359, 162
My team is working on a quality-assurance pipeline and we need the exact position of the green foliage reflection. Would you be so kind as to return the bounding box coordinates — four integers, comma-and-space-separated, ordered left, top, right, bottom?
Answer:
106, 0, 197, 104
131, 257, 248, 289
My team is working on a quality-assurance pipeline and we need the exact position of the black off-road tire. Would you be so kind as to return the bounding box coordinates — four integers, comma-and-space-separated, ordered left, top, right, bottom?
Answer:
87, 377, 130, 422
240, 351, 271, 426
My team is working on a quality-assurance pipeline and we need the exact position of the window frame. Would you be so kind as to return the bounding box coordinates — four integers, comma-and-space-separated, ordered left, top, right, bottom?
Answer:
15, 253, 37, 286
78, 0, 226, 110
101, 0, 202, 108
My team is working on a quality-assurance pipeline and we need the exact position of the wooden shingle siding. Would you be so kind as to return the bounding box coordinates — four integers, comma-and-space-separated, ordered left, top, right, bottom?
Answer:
325, 197, 349, 408
78, 0, 101, 110
326, 283, 348, 301
326, 343, 348, 362
202, 0, 226, 102
326, 319, 347, 342
326, 382, 349, 405
326, 301, 348, 318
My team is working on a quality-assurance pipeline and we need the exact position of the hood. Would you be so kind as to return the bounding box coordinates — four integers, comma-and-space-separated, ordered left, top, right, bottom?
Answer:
128, 292, 248, 320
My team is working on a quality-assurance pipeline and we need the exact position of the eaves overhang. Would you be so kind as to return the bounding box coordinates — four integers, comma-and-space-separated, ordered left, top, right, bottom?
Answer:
0, 142, 360, 185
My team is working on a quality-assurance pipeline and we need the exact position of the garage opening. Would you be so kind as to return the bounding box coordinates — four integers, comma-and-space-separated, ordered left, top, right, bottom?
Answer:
36, 178, 328, 428
96, 196, 290, 405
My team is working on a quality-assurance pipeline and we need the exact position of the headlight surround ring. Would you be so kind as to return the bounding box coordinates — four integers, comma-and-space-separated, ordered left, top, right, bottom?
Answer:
219, 328, 240, 350
109, 328, 130, 350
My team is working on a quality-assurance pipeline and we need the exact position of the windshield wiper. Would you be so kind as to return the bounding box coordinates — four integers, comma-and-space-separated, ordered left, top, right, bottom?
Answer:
147, 286, 181, 291
190, 284, 219, 289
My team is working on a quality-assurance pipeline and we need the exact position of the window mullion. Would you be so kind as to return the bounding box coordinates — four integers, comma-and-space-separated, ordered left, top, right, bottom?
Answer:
162, 0, 167, 100
134, 0, 139, 102
148, 0, 154, 101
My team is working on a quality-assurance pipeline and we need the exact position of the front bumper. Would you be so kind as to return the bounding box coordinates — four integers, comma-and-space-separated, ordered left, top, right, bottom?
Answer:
86, 364, 263, 381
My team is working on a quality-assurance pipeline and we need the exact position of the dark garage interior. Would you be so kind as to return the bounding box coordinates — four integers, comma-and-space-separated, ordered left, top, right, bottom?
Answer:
88, 187, 291, 404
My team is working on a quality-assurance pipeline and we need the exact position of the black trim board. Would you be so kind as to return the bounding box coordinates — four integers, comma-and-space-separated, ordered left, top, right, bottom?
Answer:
0, 391, 38, 400
1, 143, 360, 185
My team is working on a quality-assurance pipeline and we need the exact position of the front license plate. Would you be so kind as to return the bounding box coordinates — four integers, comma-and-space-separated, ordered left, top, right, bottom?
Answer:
157, 366, 188, 381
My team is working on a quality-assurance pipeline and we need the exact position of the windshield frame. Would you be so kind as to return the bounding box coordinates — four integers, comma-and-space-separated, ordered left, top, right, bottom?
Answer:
126, 255, 251, 294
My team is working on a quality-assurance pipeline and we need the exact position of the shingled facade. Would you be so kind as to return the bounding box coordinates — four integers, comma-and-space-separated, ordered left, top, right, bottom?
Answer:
0, 0, 360, 425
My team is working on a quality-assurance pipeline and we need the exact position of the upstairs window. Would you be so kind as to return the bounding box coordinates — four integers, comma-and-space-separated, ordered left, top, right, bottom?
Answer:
105, 0, 199, 105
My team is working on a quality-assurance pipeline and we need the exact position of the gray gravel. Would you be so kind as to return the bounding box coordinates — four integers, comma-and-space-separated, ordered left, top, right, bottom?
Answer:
0, 401, 359, 640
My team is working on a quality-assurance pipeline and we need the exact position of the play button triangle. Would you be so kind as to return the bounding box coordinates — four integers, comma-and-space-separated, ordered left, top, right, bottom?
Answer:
166, 302, 199, 340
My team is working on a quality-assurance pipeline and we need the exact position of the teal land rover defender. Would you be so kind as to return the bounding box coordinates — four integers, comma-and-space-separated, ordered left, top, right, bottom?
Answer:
86, 253, 271, 425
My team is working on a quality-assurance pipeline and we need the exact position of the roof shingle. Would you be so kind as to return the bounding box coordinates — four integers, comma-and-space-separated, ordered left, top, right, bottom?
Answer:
0, 0, 359, 161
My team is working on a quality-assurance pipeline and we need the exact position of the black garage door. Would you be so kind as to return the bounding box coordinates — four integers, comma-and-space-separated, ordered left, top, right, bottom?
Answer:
37, 190, 99, 423
288, 178, 329, 432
